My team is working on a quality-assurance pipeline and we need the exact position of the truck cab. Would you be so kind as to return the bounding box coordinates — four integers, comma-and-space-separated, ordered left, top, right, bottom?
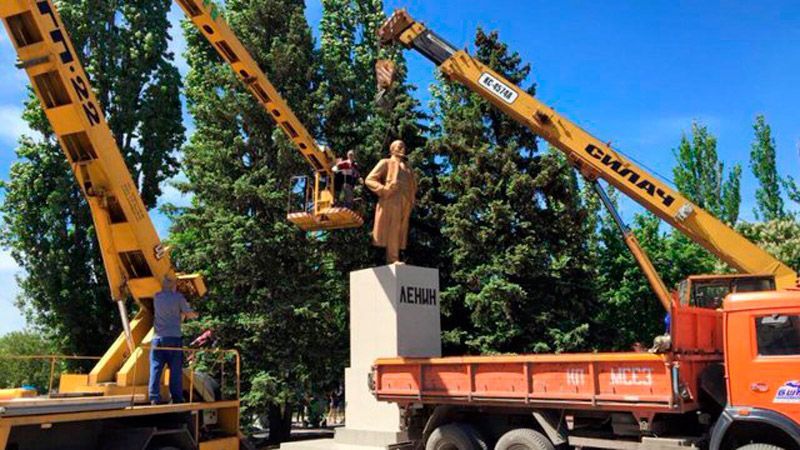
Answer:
713, 289, 800, 449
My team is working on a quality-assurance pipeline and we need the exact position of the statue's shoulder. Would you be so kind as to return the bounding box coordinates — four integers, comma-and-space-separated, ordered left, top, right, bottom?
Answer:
374, 158, 392, 168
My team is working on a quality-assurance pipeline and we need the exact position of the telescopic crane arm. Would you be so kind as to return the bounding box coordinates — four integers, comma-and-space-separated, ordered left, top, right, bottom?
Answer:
378, 10, 797, 290
0, 0, 206, 384
173, 0, 363, 231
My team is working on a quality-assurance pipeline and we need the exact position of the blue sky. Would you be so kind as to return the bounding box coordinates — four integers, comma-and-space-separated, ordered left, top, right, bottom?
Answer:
1, 1, 799, 334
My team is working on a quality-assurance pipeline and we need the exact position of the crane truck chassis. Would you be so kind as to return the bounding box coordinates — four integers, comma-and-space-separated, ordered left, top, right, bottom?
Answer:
373, 290, 800, 450
374, 9, 800, 450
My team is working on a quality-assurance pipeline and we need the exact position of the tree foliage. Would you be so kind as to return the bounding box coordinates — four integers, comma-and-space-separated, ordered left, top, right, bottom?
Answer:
592, 210, 718, 349
739, 219, 800, 271
673, 122, 741, 224
750, 115, 785, 220
0, 331, 57, 393
427, 30, 596, 355
0, 0, 183, 356
780, 144, 800, 208
170, 0, 365, 440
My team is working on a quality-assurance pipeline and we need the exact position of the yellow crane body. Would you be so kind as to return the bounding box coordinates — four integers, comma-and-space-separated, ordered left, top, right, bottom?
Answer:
378, 10, 797, 291
0, 0, 200, 389
174, 0, 363, 232
0, 1, 239, 448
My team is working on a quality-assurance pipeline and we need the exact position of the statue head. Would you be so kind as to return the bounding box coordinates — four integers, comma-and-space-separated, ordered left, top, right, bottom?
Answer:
389, 140, 406, 158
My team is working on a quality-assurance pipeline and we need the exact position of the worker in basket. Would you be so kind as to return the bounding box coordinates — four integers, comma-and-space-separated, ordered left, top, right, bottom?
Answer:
334, 150, 363, 208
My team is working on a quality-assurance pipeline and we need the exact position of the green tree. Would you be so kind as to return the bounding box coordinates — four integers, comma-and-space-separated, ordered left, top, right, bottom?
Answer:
0, 0, 183, 356
786, 179, 800, 207
0, 331, 57, 393
430, 30, 596, 355
593, 212, 666, 348
170, 0, 344, 441
593, 210, 718, 349
750, 115, 785, 220
673, 122, 741, 224
319, 0, 385, 153
592, 122, 749, 349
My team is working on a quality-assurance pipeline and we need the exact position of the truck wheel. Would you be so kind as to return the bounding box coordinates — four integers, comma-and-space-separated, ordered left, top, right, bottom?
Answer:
495, 428, 554, 450
426, 423, 488, 450
736, 445, 784, 450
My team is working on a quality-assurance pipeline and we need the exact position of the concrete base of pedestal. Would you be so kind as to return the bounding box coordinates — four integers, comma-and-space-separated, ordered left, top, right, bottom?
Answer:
281, 264, 440, 450
334, 427, 408, 447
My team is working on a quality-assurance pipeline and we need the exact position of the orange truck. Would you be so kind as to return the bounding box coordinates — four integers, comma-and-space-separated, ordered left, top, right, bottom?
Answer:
374, 10, 800, 450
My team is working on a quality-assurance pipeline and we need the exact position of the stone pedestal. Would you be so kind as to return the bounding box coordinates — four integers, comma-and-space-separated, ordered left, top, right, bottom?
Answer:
282, 264, 441, 450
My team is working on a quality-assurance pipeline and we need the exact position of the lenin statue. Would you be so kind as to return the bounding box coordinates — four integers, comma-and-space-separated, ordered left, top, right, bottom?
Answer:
365, 140, 417, 264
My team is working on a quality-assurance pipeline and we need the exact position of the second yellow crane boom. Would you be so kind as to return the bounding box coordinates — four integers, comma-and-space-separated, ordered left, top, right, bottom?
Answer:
378, 9, 797, 290
174, 0, 363, 232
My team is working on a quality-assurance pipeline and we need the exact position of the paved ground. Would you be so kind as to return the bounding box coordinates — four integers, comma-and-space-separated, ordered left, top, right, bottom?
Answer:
253, 426, 336, 449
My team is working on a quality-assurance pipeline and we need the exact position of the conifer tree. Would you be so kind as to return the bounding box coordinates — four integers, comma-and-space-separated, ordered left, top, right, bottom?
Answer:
429, 29, 596, 355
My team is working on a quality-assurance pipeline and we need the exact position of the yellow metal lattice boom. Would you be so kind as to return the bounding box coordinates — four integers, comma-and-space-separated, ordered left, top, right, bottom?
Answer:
378, 9, 797, 289
0, 0, 205, 390
174, 0, 363, 231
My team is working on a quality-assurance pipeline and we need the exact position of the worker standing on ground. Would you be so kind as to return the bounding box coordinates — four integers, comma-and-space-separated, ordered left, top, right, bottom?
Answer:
149, 275, 199, 405
366, 140, 417, 264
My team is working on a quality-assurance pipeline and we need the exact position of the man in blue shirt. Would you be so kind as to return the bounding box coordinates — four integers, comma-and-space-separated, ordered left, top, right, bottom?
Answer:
149, 275, 198, 405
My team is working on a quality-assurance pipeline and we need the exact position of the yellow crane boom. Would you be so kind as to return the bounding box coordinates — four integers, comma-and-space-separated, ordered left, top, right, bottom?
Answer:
173, 0, 363, 231
0, 0, 210, 390
378, 9, 797, 290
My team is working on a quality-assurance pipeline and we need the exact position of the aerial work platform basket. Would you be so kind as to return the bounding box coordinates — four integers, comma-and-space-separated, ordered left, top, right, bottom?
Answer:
286, 174, 364, 232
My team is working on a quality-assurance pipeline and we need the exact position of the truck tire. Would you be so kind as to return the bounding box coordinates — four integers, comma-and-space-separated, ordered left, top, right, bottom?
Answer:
495, 428, 554, 450
426, 423, 488, 450
736, 445, 785, 450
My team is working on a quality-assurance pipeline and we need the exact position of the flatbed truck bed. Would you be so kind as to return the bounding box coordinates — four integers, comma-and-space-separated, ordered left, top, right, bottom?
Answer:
368, 292, 800, 449
373, 351, 718, 415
